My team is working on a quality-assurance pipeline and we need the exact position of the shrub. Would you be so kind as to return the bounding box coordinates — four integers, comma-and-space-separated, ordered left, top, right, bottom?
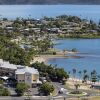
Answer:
53, 51, 56, 55
72, 48, 77, 52
0, 86, 10, 96
0, 80, 3, 84
15, 83, 29, 96
39, 82, 54, 96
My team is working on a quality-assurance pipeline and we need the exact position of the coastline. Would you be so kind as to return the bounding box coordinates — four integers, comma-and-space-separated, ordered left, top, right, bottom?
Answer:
30, 50, 81, 64
30, 52, 100, 92
68, 77, 100, 85
67, 77, 100, 90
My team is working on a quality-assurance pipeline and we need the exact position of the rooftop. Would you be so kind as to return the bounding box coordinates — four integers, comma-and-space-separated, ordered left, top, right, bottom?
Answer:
0, 59, 17, 70
15, 66, 39, 75
0, 59, 25, 70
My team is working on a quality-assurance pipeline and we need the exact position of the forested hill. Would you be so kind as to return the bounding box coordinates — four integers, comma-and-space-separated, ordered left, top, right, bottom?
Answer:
0, 0, 100, 5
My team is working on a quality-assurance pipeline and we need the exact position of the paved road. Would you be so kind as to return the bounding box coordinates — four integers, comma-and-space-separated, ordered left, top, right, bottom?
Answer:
0, 96, 67, 100
52, 82, 68, 95
0, 97, 26, 100
1, 82, 100, 100
52, 82, 100, 98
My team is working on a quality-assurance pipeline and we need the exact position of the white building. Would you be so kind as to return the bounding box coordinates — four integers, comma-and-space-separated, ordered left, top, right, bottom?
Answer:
0, 59, 17, 77
0, 59, 41, 87
15, 66, 40, 87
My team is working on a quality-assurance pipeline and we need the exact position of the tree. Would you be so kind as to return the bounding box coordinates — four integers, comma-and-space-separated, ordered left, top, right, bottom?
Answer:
83, 74, 89, 83
0, 86, 10, 96
2, 88, 10, 96
78, 71, 82, 81
74, 84, 80, 91
0, 79, 3, 84
72, 68, 77, 79
56, 68, 69, 81
83, 69, 87, 74
15, 83, 29, 96
91, 70, 97, 84
39, 82, 54, 96
83, 69, 87, 81
30, 62, 69, 82
72, 48, 77, 52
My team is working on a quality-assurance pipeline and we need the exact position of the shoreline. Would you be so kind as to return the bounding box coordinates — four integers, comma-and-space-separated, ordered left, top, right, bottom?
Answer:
68, 77, 100, 85
30, 54, 100, 87
66, 77, 100, 90
30, 52, 82, 64
30, 51, 83, 64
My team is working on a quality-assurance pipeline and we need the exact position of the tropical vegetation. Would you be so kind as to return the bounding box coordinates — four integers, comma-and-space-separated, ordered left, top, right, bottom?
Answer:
30, 62, 69, 82
15, 83, 29, 96
0, 86, 10, 96
39, 82, 54, 96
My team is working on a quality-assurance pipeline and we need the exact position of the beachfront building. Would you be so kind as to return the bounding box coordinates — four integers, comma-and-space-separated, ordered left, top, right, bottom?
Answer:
0, 59, 41, 87
0, 59, 17, 77
15, 67, 40, 87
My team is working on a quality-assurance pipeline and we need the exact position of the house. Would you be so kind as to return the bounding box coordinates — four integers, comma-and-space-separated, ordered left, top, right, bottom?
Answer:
32, 28, 41, 33
15, 66, 41, 87
48, 28, 61, 33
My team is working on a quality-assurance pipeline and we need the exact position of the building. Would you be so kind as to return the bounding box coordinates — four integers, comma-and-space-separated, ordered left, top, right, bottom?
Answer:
15, 66, 40, 87
0, 59, 17, 77
0, 59, 41, 87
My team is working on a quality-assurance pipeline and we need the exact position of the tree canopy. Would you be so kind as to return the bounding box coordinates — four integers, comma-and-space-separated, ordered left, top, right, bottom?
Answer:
15, 83, 29, 96
39, 82, 54, 96
30, 62, 69, 82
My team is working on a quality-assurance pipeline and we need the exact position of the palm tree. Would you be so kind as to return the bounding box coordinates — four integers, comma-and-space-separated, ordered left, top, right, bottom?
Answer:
78, 71, 82, 81
83, 69, 87, 75
72, 68, 77, 83
83, 69, 87, 81
91, 70, 97, 84
74, 84, 80, 92
83, 74, 89, 84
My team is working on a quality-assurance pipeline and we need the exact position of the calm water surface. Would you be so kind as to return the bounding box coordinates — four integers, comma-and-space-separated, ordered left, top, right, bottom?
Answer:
48, 39, 100, 76
0, 5, 100, 22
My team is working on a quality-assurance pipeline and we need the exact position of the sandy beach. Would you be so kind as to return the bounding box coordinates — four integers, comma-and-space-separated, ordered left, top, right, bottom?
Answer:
30, 54, 82, 64
30, 49, 81, 64
30, 55, 67, 64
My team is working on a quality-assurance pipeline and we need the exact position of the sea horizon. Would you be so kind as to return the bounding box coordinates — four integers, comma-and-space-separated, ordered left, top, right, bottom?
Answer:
0, 5, 100, 23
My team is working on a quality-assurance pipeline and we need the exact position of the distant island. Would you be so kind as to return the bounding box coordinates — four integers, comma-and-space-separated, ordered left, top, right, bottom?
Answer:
0, 0, 100, 5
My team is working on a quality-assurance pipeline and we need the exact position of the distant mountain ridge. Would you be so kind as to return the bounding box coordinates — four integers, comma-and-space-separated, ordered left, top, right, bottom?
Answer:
0, 0, 100, 4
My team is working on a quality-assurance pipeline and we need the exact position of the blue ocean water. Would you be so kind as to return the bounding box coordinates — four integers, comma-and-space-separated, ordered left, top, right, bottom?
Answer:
0, 5, 100, 22
48, 39, 100, 76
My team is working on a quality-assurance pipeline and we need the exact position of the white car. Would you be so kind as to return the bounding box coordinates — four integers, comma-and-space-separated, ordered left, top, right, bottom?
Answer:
59, 88, 67, 94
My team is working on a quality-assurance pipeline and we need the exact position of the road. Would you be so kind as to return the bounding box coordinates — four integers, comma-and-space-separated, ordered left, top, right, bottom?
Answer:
0, 82, 100, 100
0, 96, 68, 100
52, 82, 100, 98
